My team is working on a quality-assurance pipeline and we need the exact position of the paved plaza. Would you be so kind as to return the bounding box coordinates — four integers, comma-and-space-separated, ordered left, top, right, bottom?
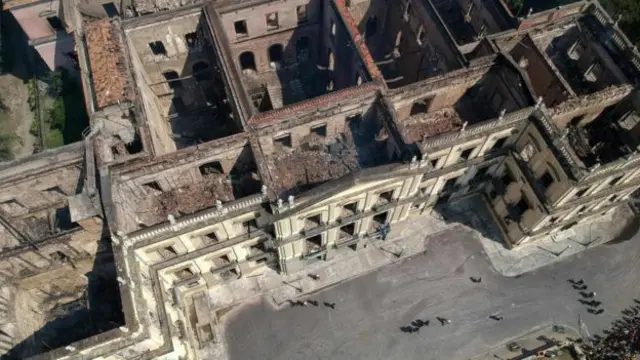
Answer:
222, 216, 640, 360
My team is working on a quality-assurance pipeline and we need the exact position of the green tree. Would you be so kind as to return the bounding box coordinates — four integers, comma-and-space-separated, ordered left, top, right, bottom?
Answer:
0, 133, 15, 161
600, 0, 640, 45
48, 98, 66, 130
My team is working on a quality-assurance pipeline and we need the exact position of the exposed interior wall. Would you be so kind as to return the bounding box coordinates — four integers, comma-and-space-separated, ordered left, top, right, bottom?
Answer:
514, 123, 572, 206
356, 0, 463, 87
10, 1, 62, 41
509, 36, 569, 107
255, 93, 380, 155
127, 40, 177, 155
126, 12, 210, 115
539, 24, 627, 95
218, 0, 369, 111
111, 137, 260, 233
125, 10, 240, 150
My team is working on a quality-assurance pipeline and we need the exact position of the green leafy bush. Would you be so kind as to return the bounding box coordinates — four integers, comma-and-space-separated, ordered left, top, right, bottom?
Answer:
44, 129, 64, 148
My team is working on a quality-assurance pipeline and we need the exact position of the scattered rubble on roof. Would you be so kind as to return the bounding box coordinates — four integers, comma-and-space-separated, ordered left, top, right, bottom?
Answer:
403, 109, 464, 143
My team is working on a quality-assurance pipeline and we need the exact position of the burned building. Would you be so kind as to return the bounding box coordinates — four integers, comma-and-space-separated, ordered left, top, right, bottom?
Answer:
1, 0, 640, 359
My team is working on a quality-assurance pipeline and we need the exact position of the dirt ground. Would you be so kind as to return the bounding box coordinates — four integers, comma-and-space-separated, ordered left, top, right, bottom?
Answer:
0, 16, 37, 160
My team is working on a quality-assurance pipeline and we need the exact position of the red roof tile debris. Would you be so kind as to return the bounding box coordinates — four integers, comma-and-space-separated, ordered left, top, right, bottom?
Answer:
85, 19, 132, 109
249, 83, 378, 126
334, 0, 383, 82
403, 109, 463, 143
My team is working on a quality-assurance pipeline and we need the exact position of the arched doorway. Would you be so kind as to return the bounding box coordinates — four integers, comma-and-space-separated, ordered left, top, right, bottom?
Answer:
239, 52, 256, 72
192, 62, 211, 82
268, 44, 284, 69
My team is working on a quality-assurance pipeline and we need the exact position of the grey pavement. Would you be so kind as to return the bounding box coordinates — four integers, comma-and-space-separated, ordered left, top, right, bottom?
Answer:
223, 226, 640, 360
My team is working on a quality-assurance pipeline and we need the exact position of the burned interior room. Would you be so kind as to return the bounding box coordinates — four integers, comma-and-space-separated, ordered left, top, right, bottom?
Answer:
452, 58, 534, 124
111, 138, 263, 233
533, 13, 635, 97
256, 98, 396, 199
345, 0, 464, 88
430, 0, 515, 46
211, 0, 372, 114
567, 96, 640, 167
124, 9, 243, 152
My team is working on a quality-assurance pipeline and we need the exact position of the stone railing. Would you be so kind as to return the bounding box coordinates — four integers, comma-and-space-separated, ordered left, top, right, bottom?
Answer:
126, 193, 266, 243
422, 107, 533, 149
549, 85, 633, 117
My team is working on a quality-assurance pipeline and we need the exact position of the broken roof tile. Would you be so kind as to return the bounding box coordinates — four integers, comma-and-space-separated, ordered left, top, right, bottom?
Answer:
85, 19, 133, 109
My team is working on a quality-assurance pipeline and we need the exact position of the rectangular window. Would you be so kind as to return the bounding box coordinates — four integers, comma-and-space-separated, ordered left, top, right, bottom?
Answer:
158, 245, 178, 259
378, 190, 394, 203
143, 181, 162, 192
417, 26, 426, 45
199, 161, 223, 175
584, 62, 602, 82
519, 141, 537, 162
185, 32, 198, 47
46, 16, 65, 31
342, 202, 358, 216
266, 12, 279, 30
512, 196, 529, 218
203, 231, 218, 242
501, 169, 512, 186
304, 214, 322, 229
538, 170, 554, 190
274, 134, 292, 148
102, 3, 118, 18
459, 147, 475, 161
609, 176, 623, 186
475, 167, 489, 179
442, 177, 458, 193
148, 41, 166, 55
574, 187, 589, 198
491, 137, 507, 150
297, 5, 308, 23
311, 124, 327, 137
403, 1, 412, 21
234, 20, 248, 38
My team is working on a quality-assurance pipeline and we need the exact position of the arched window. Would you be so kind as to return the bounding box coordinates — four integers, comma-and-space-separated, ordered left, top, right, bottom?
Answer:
328, 49, 335, 71
366, 16, 377, 38
395, 31, 403, 49
268, 44, 284, 68
296, 36, 310, 62
239, 51, 256, 72
192, 62, 211, 82
163, 70, 181, 89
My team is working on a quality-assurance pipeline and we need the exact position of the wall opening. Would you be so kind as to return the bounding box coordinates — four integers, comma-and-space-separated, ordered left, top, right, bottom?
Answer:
102, 3, 118, 18
199, 161, 223, 175
234, 20, 248, 38
366, 16, 377, 37
239, 52, 256, 72
148, 41, 166, 55
296, 36, 310, 62
193, 62, 211, 82
163, 71, 181, 89
268, 44, 284, 68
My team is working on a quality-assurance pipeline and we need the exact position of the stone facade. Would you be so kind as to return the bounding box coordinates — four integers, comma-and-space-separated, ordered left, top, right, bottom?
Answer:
2, 0, 640, 359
